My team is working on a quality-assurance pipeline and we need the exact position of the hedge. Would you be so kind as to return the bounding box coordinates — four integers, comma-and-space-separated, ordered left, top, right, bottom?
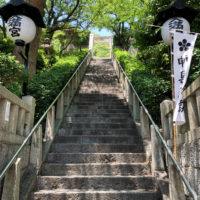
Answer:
28, 50, 88, 121
114, 48, 171, 124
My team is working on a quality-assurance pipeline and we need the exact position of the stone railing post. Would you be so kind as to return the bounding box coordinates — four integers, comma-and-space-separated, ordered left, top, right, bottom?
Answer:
44, 106, 55, 141
196, 89, 200, 124
187, 96, 199, 130
168, 157, 186, 200
151, 125, 165, 173
63, 86, 70, 108
56, 93, 64, 120
160, 100, 172, 141
30, 125, 43, 170
133, 93, 140, 122
0, 99, 10, 131
8, 104, 19, 134
22, 96, 36, 136
2, 158, 21, 200
16, 108, 26, 136
140, 107, 150, 140
127, 84, 133, 112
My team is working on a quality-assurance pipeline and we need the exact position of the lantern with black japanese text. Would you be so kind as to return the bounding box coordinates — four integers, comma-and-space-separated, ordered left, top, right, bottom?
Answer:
0, 0, 45, 46
154, 0, 199, 45
6, 15, 36, 46
161, 17, 190, 45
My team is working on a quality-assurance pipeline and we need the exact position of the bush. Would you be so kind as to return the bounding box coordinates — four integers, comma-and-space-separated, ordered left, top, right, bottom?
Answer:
0, 36, 14, 54
114, 48, 171, 124
131, 70, 170, 123
0, 54, 28, 96
28, 50, 88, 121
36, 49, 58, 74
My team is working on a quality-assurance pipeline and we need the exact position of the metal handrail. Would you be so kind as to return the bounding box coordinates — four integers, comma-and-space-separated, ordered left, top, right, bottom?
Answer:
0, 50, 91, 181
112, 52, 198, 200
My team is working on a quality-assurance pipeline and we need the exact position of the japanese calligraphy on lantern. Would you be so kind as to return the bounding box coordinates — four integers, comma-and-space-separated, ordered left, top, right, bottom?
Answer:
7, 16, 22, 37
169, 17, 184, 30
173, 30, 198, 125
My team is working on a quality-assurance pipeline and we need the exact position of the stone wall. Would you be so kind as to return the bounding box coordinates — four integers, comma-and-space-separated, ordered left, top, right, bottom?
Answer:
160, 76, 200, 196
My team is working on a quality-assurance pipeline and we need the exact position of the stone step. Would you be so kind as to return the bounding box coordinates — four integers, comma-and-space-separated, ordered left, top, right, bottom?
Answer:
82, 78, 119, 84
58, 128, 137, 136
70, 102, 128, 107
54, 135, 141, 144
73, 98, 127, 104
67, 109, 130, 114
80, 83, 121, 87
51, 144, 144, 153
69, 105, 128, 110
41, 163, 150, 176
61, 122, 135, 129
65, 113, 131, 118
33, 190, 161, 200
78, 92, 124, 95
78, 90, 123, 94
64, 116, 133, 123
74, 94, 124, 100
83, 73, 119, 78
37, 176, 157, 191
79, 85, 122, 89
47, 153, 147, 164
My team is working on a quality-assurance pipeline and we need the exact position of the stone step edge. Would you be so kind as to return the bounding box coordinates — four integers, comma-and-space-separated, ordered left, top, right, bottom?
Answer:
38, 175, 154, 178
34, 189, 158, 194
47, 153, 146, 155
43, 163, 149, 166
55, 135, 139, 137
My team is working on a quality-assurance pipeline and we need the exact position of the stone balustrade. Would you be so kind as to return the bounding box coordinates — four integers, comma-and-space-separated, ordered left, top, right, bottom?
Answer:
0, 51, 92, 200
0, 86, 35, 199
112, 53, 194, 200
160, 76, 200, 197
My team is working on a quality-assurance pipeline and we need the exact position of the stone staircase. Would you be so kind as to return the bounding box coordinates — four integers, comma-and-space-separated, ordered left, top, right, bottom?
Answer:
32, 59, 162, 199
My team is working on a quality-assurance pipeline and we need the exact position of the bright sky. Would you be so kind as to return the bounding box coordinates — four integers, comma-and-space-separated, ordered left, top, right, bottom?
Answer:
90, 28, 113, 36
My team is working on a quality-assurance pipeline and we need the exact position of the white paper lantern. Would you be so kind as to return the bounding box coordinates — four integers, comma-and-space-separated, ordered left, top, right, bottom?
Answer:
161, 17, 190, 45
6, 15, 36, 45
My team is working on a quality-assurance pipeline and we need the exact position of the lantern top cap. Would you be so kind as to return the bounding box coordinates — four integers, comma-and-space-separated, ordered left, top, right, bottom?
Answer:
154, 0, 199, 26
0, 0, 45, 28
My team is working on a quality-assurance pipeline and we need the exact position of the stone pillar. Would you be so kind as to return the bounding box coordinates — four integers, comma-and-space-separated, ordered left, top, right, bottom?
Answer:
8, 104, 19, 134
187, 96, 199, 130
64, 86, 70, 107
0, 99, 10, 131
16, 108, 26, 136
160, 100, 172, 141
168, 157, 186, 200
30, 125, 43, 170
151, 125, 165, 173
22, 96, 36, 136
196, 89, 200, 124
56, 93, 64, 120
2, 158, 21, 200
140, 107, 150, 140
128, 85, 133, 115
133, 93, 140, 122
44, 106, 55, 141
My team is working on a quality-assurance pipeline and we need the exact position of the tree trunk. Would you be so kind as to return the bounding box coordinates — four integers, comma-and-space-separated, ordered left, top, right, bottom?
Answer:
26, 0, 46, 77
13, 0, 46, 77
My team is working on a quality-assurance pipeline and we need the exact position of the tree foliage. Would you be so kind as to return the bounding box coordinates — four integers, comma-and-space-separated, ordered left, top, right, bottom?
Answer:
44, 0, 92, 40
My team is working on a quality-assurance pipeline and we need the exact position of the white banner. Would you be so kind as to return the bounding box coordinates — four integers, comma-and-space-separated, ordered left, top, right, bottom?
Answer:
173, 30, 198, 125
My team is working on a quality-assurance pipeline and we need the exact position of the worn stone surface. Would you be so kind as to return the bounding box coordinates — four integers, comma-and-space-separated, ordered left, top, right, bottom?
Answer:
47, 153, 147, 164
32, 59, 161, 199
2, 158, 21, 200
